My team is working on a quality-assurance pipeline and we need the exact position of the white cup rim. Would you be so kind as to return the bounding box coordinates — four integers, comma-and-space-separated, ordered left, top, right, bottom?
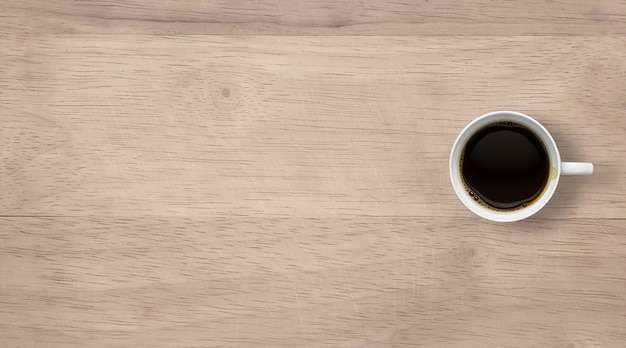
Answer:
449, 111, 561, 222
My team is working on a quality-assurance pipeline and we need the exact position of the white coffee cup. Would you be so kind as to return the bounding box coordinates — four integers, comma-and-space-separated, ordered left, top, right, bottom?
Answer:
449, 111, 593, 222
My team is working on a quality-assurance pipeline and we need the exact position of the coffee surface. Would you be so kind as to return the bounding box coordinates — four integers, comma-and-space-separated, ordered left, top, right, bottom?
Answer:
461, 123, 549, 209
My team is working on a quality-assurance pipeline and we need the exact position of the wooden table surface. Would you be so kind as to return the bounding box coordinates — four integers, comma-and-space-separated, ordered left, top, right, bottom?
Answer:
2, 1, 626, 347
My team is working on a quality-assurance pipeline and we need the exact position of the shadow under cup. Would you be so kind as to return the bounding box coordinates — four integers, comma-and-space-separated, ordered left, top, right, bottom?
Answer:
450, 111, 562, 222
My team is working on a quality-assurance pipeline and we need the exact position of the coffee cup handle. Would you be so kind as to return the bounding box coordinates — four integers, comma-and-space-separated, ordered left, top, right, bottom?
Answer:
561, 162, 594, 175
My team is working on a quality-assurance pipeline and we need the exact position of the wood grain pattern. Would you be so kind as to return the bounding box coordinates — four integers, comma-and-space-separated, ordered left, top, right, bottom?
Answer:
2, 36, 625, 219
2, 216, 626, 347
3, 0, 626, 35
2, 1, 626, 347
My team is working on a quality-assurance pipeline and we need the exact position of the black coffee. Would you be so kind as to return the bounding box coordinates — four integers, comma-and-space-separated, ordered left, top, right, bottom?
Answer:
461, 122, 549, 210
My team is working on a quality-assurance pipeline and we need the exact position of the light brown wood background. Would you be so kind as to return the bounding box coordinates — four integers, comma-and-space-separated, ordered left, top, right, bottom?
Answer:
2, 1, 626, 347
